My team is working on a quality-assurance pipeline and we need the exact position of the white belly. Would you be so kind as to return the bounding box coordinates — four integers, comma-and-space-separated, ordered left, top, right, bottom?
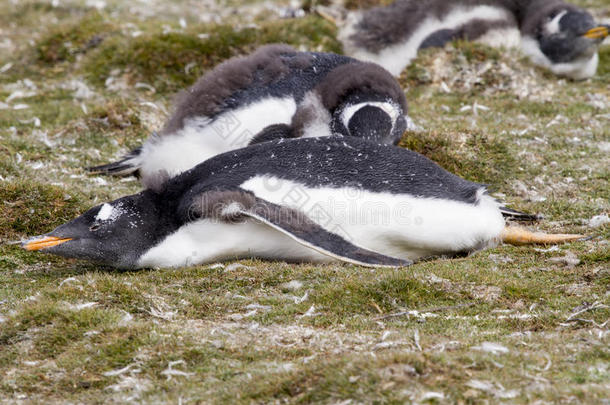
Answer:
346, 5, 515, 76
138, 97, 297, 180
137, 219, 334, 269
240, 176, 505, 261
137, 176, 505, 268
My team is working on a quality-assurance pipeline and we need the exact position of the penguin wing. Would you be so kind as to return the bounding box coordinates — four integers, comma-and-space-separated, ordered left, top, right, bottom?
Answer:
184, 189, 411, 268
88, 146, 143, 176
248, 124, 294, 145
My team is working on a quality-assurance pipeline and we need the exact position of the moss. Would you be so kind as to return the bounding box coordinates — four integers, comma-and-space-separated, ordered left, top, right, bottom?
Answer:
84, 99, 144, 139
453, 40, 501, 62
580, 244, 610, 265
503, 98, 592, 119
400, 42, 501, 91
257, 15, 341, 53
401, 59, 433, 88
300, 0, 331, 12
343, 0, 393, 10
83, 16, 340, 95
0, 301, 151, 389
0, 1, 87, 27
595, 45, 610, 78
399, 130, 516, 186
0, 88, 84, 131
311, 269, 462, 322
35, 11, 113, 64
0, 181, 86, 239
83, 28, 242, 94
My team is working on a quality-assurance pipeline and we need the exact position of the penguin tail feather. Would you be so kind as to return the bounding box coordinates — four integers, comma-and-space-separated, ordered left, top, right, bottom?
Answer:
501, 226, 590, 246
500, 206, 540, 222
88, 147, 142, 177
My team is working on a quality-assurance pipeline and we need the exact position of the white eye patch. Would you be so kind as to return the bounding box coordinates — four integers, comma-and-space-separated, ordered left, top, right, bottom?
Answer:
545, 10, 567, 35
96, 204, 114, 221
95, 203, 123, 222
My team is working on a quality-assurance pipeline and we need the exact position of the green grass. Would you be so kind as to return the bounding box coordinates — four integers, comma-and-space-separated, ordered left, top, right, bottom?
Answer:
0, 0, 608, 403
35, 11, 113, 64
81, 15, 340, 94
0, 182, 87, 239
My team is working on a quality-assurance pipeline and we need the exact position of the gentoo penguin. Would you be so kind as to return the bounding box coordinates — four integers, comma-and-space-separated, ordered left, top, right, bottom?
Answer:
90, 44, 408, 183
25, 137, 583, 269
339, 0, 608, 79
519, 0, 608, 80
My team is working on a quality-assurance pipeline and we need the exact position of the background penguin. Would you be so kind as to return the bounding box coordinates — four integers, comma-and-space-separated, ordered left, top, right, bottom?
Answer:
90, 44, 408, 183
25, 137, 584, 269
519, 0, 609, 79
338, 0, 608, 79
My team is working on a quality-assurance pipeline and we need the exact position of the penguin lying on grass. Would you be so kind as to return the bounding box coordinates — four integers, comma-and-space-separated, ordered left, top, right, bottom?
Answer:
25, 137, 584, 269
339, 0, 609, 79
519, 1, 608, 79
90, 44, 408, 183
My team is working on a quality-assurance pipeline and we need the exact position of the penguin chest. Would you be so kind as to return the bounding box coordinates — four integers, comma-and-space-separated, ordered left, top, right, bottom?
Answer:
136, 219, 334, 268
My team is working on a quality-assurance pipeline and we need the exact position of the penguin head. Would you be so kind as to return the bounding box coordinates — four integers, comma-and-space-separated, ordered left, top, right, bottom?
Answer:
521, 3, 608, 79
331, 96, 407, 146
22, 191, 165, 269
315, 61, 408, 144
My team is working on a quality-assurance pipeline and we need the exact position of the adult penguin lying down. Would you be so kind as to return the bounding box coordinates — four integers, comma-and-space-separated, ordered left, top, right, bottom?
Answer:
25, 137, 584, 269
90, 44, 408, 182
339, 0, 609, 80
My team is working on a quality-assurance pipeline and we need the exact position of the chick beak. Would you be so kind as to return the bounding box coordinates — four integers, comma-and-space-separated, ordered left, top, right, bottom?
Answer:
582, 25, 609, 40
23, 236, 72, 251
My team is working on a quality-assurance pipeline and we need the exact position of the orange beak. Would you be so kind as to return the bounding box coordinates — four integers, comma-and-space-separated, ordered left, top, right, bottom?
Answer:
582, 26, 609, 40
23, 236, 72, 251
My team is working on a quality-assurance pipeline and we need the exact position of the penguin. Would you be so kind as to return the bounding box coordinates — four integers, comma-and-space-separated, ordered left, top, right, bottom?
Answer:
24, 136, 584, 269
90, 44, 408, 183
519, 0, 609, 80
339, 0, 608, 79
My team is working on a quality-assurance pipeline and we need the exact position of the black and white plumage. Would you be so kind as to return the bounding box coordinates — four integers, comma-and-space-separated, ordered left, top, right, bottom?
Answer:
90, 44, 408, 183
339, 0, 608, 79
24, 136, 564, 269
519, 1, 608, 79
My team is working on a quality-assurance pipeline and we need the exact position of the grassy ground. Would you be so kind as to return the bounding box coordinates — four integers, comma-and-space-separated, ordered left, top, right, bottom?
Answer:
0, 0, 608, 403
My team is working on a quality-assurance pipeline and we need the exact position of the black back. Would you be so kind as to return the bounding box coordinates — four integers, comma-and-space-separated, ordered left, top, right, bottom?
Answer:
151, 137, 483, 223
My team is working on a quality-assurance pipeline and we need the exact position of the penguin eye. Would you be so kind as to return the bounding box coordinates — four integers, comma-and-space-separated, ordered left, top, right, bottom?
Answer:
89, 223, 101, 231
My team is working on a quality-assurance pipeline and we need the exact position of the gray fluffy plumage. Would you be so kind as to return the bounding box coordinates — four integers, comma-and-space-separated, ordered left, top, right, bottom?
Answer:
349, 0, 519, 53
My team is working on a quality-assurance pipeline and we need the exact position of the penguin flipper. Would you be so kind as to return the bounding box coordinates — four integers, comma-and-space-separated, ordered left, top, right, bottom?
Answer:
248, 124, 294, 145
242, 201, 412, 267
420, 29, 458, 49
88, 146, 142, 177
185, 189, 411, 268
